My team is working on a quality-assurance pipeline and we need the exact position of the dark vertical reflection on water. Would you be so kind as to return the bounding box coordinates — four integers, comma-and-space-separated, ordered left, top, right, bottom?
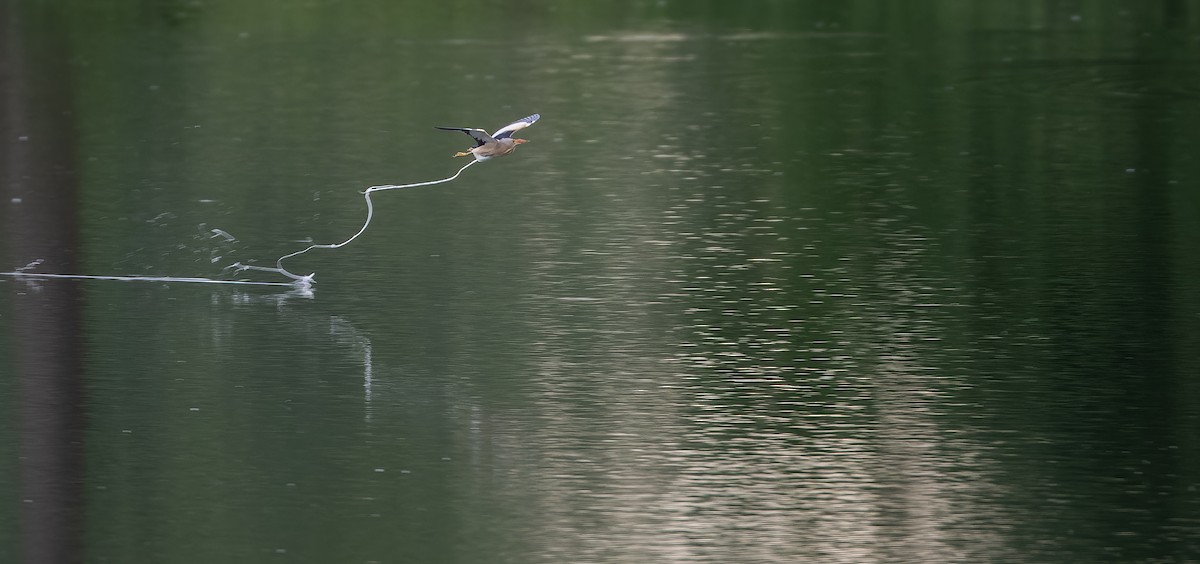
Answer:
2, 3, 86, 563
944, 19, 1200, 560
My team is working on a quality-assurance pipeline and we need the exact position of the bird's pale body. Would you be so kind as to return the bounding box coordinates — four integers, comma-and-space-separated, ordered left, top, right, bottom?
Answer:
465, 138, 526, 161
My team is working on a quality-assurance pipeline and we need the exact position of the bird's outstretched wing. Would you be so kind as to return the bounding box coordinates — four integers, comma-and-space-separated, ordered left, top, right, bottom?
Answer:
490, 113, 540, 139
434, 127, 495, 147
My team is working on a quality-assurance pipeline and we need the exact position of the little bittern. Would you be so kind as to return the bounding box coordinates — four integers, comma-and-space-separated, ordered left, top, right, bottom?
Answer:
435, 113, 540, 161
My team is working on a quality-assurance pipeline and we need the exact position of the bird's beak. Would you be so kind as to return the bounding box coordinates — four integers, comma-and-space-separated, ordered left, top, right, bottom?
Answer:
514, 138, 529, 144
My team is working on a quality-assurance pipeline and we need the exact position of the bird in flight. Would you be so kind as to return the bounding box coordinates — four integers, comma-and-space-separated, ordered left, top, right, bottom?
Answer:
436, 113, 540, 161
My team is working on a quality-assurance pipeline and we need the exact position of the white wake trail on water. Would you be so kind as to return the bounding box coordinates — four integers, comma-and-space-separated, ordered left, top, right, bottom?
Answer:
4, 160, 480, 291
228, 160, 479, 284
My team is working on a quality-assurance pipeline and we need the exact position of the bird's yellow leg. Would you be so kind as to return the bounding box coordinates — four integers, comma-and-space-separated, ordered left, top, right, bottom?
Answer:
453, 150, 472, 157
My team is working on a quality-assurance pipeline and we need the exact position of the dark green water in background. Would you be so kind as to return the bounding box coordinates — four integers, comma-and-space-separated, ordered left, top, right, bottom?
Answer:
3, 1, 1200, 562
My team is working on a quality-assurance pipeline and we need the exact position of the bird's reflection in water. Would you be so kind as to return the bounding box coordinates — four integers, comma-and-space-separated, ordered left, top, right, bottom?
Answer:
329, 315, 374, 422
215, 289, 374, 421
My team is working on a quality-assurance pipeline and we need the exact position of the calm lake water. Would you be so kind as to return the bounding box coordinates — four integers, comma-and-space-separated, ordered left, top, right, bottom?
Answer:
4, 1, 1200, 562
